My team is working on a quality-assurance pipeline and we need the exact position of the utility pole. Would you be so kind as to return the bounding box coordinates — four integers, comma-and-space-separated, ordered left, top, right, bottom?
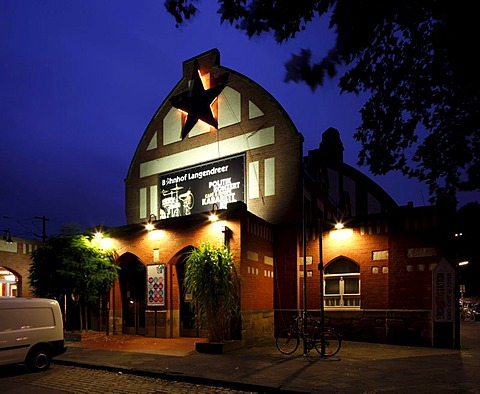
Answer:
34, 216, 49, 242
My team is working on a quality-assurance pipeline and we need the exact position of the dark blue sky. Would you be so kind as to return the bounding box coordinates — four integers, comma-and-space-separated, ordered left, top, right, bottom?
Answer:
1, 1, 476, 238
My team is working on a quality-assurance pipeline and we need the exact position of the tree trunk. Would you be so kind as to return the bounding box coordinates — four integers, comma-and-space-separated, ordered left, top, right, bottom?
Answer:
79, 302, 83, 331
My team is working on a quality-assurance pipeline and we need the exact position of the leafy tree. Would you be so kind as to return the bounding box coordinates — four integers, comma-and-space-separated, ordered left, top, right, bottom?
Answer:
183, 242, 240, 342
29, 234, 119, 330
165, 0, 479, 206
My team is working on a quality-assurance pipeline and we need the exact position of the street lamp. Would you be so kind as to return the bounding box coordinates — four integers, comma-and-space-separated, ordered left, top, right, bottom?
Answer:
318, 218, 325, 339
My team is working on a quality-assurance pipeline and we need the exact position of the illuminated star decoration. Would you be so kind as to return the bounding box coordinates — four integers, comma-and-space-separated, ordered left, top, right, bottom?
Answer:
170, 60, 227, 140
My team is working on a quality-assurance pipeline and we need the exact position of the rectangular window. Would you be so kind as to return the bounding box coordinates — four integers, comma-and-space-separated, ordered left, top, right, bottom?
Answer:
140, 188, 147, 219
344, 277, 360, 293
150, 185, 158, 218
372, 250, 389, 260
324, 272, 361, 309
264, 157, 275, 196
248, 161, 260, 198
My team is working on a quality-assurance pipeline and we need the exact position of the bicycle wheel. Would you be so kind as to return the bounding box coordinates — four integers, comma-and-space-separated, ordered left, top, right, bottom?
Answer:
275, 328, 300, 355
314, 330, 341, 357
461, 309, 474, 321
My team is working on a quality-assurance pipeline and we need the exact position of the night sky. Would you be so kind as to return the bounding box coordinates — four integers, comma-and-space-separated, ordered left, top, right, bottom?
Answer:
1, 1, 476, 239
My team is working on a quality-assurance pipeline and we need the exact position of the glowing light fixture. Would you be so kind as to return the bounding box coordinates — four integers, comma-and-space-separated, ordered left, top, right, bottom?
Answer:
209, 203, 219, 222
330, 223, 353, 241
148, 230, 164, 241
99, 237, 113, 250
146, 214, 157, 231
458, 261, 469, 266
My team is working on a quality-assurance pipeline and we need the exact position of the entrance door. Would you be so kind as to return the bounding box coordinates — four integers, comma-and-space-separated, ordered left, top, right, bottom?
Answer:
119, 257, 146, 335
177, 257, 199, 337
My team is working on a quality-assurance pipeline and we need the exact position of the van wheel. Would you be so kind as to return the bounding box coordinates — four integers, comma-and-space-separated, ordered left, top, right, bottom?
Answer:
27, 347, 52, 371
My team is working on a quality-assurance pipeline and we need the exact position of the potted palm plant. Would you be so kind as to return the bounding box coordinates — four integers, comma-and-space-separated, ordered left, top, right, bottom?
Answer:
183, 241, 241, 353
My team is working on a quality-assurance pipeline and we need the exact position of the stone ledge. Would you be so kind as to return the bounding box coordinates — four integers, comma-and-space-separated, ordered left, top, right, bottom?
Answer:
64, 331, 105, 342
195, 340, 244, 354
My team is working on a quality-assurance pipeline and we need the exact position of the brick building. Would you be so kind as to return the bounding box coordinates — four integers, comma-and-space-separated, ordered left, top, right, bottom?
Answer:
1, 49, 455, 347
101, 49, 454, 347
0, 236, 40, 297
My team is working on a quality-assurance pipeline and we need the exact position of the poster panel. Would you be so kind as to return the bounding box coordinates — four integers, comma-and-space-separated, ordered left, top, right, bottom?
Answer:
432, 258, 455, 322
147, 264, 166, 307
159, 154, 245, 219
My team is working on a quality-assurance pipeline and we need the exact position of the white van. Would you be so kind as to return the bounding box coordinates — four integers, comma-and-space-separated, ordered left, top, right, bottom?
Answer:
0, 297, 67, 371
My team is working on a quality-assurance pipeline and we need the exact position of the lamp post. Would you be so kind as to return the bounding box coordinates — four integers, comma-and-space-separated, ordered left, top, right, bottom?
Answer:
316, 217, 326, 356
302, 199, 308, 356
318, 218, 325, 333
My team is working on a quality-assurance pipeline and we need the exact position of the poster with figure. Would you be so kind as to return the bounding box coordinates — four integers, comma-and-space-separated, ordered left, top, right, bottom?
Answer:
147, 264, 166, 306
159, 154, 245, 219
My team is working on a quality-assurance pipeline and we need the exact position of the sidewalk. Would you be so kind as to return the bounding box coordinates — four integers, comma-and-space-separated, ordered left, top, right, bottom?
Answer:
55, 321, 480, 393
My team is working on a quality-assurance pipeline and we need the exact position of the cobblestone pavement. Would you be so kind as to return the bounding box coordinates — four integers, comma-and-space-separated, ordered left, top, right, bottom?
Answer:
53, 321, 480, 393
3, 321, 476, 393
0, 364, 254, 394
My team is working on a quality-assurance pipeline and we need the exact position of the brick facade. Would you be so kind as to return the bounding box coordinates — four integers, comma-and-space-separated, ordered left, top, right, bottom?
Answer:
2, 49, 454, 347
0, 238, 41, 297
115, 49, 453, 346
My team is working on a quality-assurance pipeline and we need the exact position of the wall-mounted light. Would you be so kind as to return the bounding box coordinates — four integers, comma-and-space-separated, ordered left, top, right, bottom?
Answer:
99, 237, 114, 250
209, 203, 219, 222
148, 229, 165, 241
91, 230, 114, 251
330, 223, 353, 240
146, 214, 157, 231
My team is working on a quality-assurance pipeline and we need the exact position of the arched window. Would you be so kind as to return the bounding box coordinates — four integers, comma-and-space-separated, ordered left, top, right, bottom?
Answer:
324, 257, 360, 308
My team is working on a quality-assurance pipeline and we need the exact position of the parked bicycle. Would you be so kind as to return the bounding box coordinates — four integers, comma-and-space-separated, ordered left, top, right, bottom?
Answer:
461, 303, 476, 321
460, 306, 475, 321
275, 314, 341, 357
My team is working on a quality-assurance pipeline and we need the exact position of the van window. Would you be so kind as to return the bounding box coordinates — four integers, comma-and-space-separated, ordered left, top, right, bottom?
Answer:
0, 307, 55, 331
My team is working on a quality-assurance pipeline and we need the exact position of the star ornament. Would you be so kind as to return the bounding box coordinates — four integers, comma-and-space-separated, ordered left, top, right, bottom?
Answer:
170, 60, 227, 140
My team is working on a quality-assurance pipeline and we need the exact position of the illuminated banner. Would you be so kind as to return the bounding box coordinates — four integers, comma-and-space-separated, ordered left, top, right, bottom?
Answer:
159, 154, 245, 219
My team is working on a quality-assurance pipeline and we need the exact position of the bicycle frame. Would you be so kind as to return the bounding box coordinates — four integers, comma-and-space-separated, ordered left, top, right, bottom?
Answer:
275, 314, 342, 357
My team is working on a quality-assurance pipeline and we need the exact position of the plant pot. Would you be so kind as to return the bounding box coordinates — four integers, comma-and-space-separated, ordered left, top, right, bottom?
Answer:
195, 340, 244, 354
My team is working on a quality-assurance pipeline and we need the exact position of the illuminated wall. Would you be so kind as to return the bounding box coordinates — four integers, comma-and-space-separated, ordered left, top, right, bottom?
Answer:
125, 49, 303, 227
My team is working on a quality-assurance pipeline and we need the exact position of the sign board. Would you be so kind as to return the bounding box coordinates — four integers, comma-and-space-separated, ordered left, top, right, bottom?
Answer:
159, 154, 245, 219
147, 264, 166, 306
432, 258, 455, 322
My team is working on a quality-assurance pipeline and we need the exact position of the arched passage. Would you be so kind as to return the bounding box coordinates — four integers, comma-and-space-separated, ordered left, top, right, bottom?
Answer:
0, 266, 19, 297
117, 253, 146, 335
170, 246, 201, 337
